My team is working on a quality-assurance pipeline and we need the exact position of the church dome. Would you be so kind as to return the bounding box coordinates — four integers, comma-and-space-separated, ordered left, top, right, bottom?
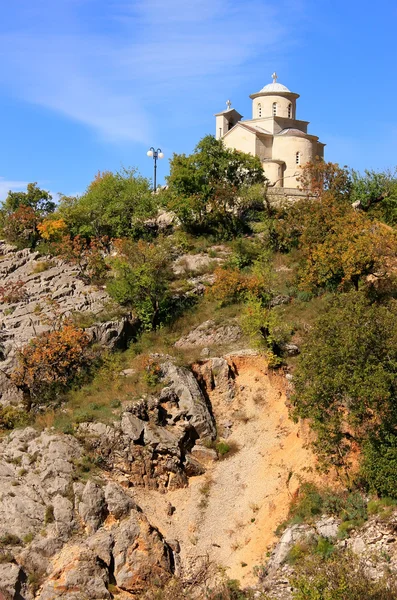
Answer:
260, 82, 290, 93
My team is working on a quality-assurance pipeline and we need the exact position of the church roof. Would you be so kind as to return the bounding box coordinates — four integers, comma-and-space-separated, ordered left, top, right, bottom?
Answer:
241, 123, 272, 135
260, 82, 290, 93
278, 127, 307, 137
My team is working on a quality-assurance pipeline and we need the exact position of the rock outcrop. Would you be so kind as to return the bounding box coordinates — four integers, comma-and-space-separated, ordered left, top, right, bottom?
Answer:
79, 360, 216, 490
0, 242, 136, 404
175, 319, 242, 350
0, 427, 175, 599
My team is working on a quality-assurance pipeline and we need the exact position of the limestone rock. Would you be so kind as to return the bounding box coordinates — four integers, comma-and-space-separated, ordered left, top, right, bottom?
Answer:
175, 319, 242, 349
0, 563, 29, 600
37, 544, 112, 600
269, 524, 315, 569
315, 516, 340, 539
159, 361, 216, 440
78, 481, 107, 534
172, 253, 223, 276
113, 513, 173, 593
104, 482, 135, 519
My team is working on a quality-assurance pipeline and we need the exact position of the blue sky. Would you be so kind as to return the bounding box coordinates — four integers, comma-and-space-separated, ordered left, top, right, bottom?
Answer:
0, 0, 396, 200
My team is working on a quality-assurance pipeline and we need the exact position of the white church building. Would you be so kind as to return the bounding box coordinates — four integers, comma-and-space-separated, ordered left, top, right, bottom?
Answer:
215, 73, 325, 189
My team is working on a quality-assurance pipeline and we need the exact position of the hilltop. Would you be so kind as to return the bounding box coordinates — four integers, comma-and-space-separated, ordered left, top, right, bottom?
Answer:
0, 139, 397, 598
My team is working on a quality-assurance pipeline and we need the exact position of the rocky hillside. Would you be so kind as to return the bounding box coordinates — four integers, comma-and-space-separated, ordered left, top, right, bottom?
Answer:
0, 241, 136, 405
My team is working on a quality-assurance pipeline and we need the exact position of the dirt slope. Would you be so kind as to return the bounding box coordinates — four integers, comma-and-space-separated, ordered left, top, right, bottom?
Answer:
134, 354, 322, 585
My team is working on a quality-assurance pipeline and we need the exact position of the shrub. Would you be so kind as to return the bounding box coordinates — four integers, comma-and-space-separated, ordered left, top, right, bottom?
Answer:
0, 406, 29, 430
240, 295, 292, 365
0, 280, 28, 304
58, 167, 156, 239
2, 205, 40, 248
53, 235, 109, 283
209, 267, 270, 307
11, 323, 94, 408
107, 238, 173, 330
361, 430, 397, 498
290, 550, 397, 600
292, 292, 397, 466
37, 218, 68, 242
44, 505, 55, 524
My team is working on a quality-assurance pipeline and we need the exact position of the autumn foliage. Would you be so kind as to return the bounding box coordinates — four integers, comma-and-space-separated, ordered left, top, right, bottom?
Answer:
37, 217, 68, 241
209, 266, 270, 306
11, 323, 93, 407
53, 234, 109, 282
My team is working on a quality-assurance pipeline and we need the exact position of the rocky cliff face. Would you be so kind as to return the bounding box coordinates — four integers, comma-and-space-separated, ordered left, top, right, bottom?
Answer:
0, 426, 175, 599
0, 352, 220, 599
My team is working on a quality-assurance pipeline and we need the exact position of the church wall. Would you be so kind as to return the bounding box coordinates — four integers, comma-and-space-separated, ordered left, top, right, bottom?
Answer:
253, 95, 296, 119
255, 136, 272, 161
215, 115, 228, 140
263, 162, 284, 187
223, 127, 256, 156
273, 136, 317, 189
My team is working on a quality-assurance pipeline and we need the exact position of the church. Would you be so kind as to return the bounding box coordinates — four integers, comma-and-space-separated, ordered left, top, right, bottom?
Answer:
214, 73, 325, 189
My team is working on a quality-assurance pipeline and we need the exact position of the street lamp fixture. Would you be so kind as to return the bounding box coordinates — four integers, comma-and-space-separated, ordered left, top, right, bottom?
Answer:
147, 147, 164, 191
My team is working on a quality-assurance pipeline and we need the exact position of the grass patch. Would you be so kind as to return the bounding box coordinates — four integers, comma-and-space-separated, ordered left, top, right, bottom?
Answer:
216, 439, 240, 460
31, 260, 55, 274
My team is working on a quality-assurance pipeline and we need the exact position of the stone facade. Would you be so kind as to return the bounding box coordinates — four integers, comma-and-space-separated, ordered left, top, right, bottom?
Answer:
214, 73, 325, 189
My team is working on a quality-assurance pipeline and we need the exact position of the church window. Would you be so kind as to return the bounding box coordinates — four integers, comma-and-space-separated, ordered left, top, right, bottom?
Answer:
258, 103, 262, 117
272, 102, 277, 116
288, 103, 292, 118
296, 151, 301, 165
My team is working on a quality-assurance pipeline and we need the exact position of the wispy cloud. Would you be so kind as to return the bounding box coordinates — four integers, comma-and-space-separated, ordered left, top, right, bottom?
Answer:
0, 178, 29, 202
0, 0, 304, 143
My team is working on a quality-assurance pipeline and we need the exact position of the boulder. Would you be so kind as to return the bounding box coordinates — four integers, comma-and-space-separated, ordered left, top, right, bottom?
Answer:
159, 361, 216, 440
104, 482, 135, 520
269, 524, 315, 569
78, 481, 107, 534
315, 516, 340, 539
0, 563, 29, 600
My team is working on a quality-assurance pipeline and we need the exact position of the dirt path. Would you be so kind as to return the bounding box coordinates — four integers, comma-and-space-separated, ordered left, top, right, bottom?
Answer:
135, 355, 321, 585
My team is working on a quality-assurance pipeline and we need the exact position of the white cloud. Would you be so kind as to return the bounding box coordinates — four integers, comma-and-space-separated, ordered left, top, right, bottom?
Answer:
0, 0, 304, 143
0, 178, 29, 202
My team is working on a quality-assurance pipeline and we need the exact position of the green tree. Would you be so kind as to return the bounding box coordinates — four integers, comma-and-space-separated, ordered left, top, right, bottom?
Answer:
361, 429, 397, 497
351, 167, 397, 225
292, 292, 397, 466
3, 182, 55, 215
165, 135, 266, 236
107, 238, 173, 330
58, 168, 156, 239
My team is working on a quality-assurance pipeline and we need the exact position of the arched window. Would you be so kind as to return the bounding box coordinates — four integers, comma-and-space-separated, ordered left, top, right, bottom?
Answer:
272, 102, 277, 116
258, 103, 262, 118
288, 103, 292, 118
296, 151, 301, 165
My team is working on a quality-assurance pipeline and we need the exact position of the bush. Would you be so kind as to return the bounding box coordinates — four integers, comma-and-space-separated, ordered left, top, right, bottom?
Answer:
58, 168, 156, 239
292, 292, 397, 466
11, 323, 95, 408
107, 238, 173, 330
0, 406, 29, 430
209, 267, 270, 307
290, 550, 397, 600
361, 430, 397, 498
277, 483, 367, 535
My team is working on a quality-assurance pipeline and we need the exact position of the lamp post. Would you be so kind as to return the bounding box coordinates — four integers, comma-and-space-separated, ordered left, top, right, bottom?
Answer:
146, 147, 164, 192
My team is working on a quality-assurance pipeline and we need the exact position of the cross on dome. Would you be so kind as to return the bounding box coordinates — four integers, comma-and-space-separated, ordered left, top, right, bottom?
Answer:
272, 72, 278, 83
226, 99, 232, 110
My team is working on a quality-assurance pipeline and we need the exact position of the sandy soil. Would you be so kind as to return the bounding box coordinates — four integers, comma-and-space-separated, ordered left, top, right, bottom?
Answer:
134, 355, 322, 585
